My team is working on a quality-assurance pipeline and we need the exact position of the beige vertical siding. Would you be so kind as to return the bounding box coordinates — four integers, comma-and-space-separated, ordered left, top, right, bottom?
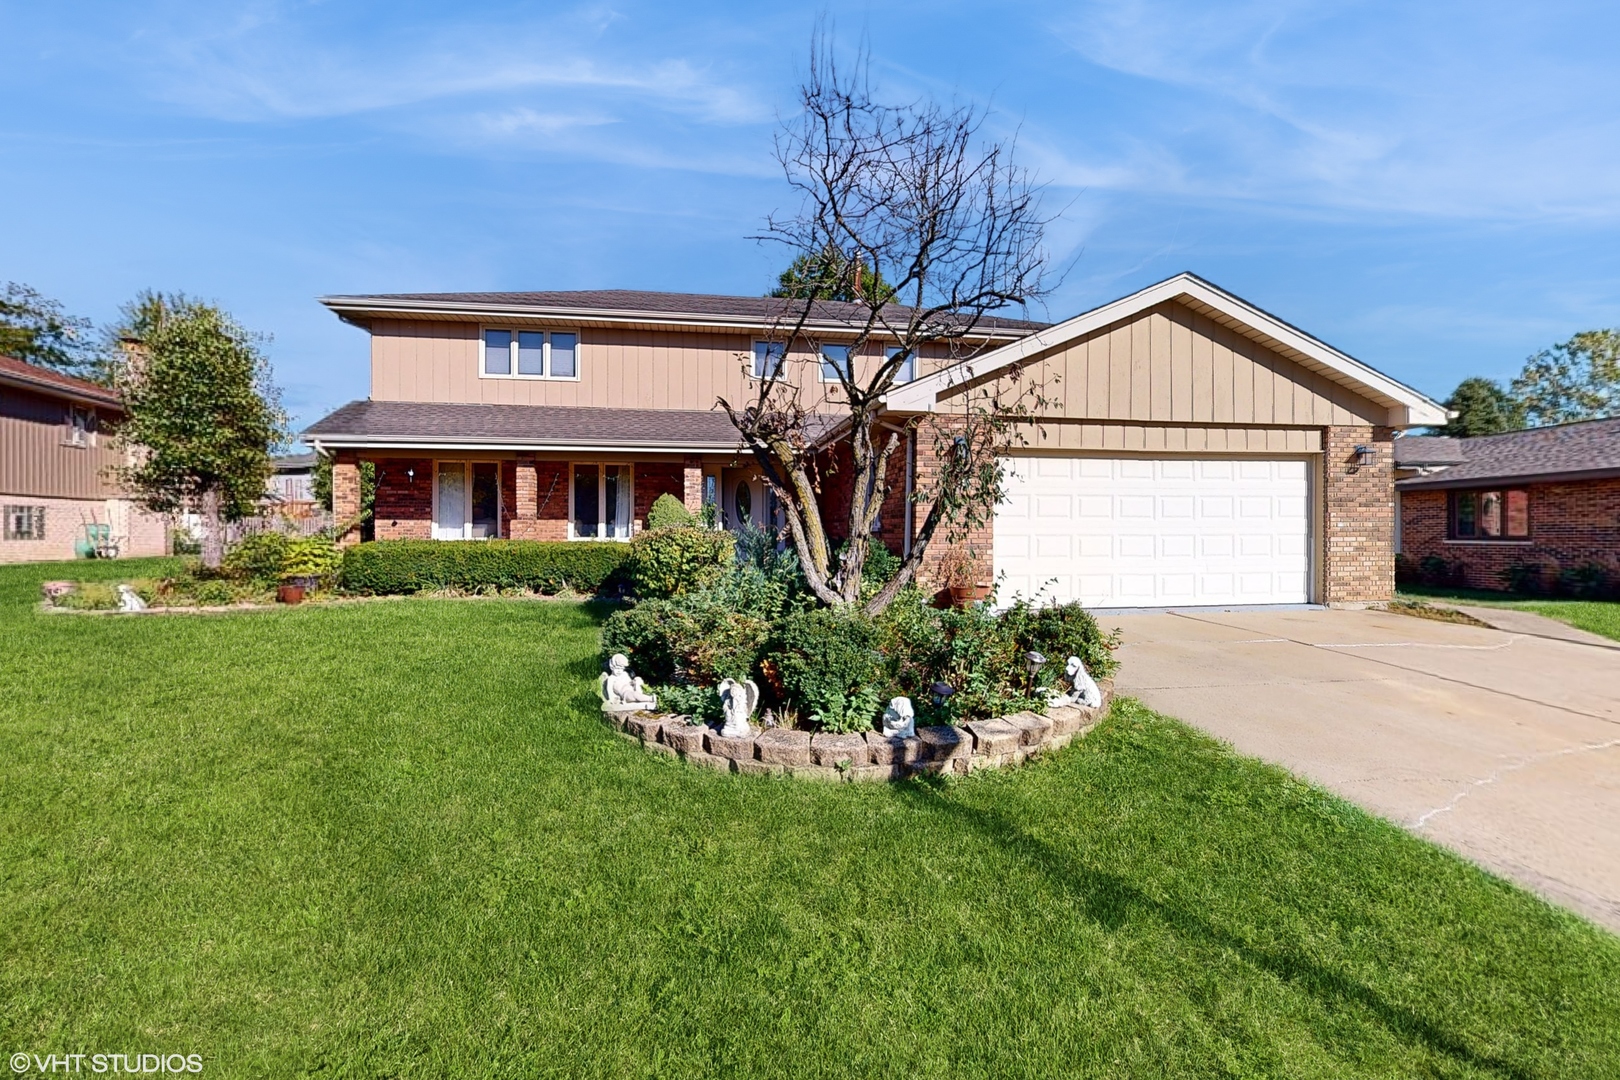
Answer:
0, 388, 124, 499
947, 299, 1384, 426
1021, 421, 1322, 454
368, 321, 959, 411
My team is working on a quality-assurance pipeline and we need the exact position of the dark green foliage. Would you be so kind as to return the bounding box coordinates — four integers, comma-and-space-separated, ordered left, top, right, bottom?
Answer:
998, 596, 1121, 683
0, 281, 99, 377
600, 596, 770, 688
222, 532, 291, 584
645, 493, 693, 531
626, 526, 733, 599
1557, 561, 1610, 598
765, 608, 885, 732
280, 537, 340, 583
1418, 554, 1465, 587
769, 245, 894, 304
1511, 329, 1620, 427
340, 539, 630, 596
1394, 553, 1417, 585
1436, 376, 1525, 436
1499, 561, 1544, 594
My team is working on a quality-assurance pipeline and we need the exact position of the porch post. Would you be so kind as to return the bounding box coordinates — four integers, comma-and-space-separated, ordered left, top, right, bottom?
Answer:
514, 455, 539, 538
333, 450, 362, 547
682, 455, 703, 513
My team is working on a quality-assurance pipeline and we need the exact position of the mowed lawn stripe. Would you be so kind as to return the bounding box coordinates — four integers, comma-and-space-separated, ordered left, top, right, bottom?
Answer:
2, 559, 1616, 1077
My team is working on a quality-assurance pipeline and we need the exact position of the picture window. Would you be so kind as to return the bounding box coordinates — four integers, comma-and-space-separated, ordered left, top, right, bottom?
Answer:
1450, 488, 1529, 540
482, 328, 579, 379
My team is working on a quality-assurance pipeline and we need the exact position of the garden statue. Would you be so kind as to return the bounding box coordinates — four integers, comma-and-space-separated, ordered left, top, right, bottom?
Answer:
600, 653, 657, 710
881, 696, 916, 739
717, 677, 760, 738
116, 584, 148, 613
1048, 655, 1101, 709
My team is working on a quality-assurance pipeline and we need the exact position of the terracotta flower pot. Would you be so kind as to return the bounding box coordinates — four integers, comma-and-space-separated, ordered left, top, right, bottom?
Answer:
947, 583, 992, 608
277, 583, 306, 605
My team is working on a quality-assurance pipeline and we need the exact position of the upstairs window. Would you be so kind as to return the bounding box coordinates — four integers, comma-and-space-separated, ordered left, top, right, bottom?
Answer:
483, 328, 579, 379
4, 505, 44, 541
752, 341, 785, 380
65, 406, 92, 447
887, 345, 915, 384
820, 344, 852, 383
1450, 488, 1529, 539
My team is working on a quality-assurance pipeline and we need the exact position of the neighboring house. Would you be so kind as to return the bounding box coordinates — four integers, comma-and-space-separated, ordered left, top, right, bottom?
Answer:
0, 355, 168, 563
1396, 418, 1620, 590
305, 273, 1444, 608
267, 452, 319, 511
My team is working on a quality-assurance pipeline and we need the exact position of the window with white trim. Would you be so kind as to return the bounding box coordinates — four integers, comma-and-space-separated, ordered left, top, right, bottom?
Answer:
483, 328, 579, 379
571, 463, 634, 540
820, 343, 852, 383
4, 505, 45, 541
752, 341, 785, 379
887, 345, 915, 384
65, 406, 92, 447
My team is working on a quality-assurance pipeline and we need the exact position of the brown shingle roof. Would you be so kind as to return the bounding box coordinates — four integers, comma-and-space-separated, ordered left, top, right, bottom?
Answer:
1393, 435, 1468, 467
1397, 417, 1620, 489
0, 355, 121, 408
304, 399, 750, 449
320, 288, 1049, 336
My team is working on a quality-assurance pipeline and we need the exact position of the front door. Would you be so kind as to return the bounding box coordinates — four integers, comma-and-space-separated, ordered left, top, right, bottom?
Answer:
434, 461, 467, 539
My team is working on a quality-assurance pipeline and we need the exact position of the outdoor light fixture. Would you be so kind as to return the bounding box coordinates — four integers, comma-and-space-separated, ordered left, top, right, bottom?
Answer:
406, 467, 416, 483
1025, 651, 1047, 676
1353, 445, 1375, 467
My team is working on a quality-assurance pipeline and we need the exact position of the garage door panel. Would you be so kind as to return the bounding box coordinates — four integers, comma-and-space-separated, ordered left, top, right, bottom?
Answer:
995, 455, 1311, 608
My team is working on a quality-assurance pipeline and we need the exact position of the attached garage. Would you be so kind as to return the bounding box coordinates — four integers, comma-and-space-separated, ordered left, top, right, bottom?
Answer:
995, 455, 1312, 607
887, 273, 1448, 608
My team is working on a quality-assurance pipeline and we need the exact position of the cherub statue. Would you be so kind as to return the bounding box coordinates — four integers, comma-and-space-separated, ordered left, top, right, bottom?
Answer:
1048, 655, 1101, 709
881, 696, 916, 739
599, 653, 657, 710
717, 677, 760, 738
116, 584, 148, 613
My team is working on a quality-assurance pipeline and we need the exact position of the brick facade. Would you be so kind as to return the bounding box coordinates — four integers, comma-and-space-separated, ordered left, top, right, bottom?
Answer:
1321, 425, 1395, 605
1400, 477, 1620, 592
636, 463, 686, 527
333, 451, 363, 546
370, 457, 432, 540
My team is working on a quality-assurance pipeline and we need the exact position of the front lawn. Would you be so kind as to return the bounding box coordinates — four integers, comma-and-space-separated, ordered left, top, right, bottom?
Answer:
2, 560, 1617, 1077
1398, 584, 1620, 642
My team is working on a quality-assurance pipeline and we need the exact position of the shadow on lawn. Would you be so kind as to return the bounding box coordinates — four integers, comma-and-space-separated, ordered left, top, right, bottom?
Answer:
894, 781, 1534, 1080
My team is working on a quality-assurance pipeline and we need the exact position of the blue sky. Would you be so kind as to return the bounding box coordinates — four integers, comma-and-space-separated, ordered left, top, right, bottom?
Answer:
4, 1, 1620, 434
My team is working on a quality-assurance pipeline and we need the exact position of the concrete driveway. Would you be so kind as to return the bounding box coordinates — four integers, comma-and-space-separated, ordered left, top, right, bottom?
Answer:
1108, 607, 1620, 932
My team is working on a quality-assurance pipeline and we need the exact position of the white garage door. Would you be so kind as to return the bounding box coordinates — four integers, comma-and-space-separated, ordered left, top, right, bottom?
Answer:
994, 456, 1311, 608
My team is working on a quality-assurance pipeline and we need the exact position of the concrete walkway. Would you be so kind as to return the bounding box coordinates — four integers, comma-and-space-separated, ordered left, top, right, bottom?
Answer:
1108, 607, 1620, 932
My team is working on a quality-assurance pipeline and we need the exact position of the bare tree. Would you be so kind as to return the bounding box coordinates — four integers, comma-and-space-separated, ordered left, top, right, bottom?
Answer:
717, 36, 1054, 613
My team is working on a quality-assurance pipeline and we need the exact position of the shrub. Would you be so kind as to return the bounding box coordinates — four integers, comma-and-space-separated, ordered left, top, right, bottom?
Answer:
1557, 561, 1609, 598
764, 609, 885, 733
1393, 553, 1418, 585
999, 597, 1121, 682
1418, 554, 1464, 587
1499, 561, 1543, 594
340, 540, 630, 595
281, 537, 340, 583
646, 493, 694, 530
223, 532, 290, 583
626, 526, 733, 599
600, 595, 770, 688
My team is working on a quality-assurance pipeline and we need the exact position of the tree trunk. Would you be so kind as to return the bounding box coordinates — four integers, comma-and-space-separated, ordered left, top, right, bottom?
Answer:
199, 487, 225, 569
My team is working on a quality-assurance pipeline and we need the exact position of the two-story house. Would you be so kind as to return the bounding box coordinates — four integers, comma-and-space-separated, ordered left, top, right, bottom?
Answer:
305, 274, 1445, 608
0, 355, 169, 563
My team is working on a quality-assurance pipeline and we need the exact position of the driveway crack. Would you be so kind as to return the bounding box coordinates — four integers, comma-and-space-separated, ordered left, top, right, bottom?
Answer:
1412, 738, 1620, 830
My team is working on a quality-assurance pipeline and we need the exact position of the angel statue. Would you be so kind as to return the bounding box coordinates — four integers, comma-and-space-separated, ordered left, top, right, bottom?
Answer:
116, 584, 148, 613
600, 653, 658, 710
717, 678, 760, 738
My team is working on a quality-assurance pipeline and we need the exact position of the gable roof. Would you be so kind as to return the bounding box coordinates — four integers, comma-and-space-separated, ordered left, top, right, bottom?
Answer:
320, 288, 1049, 341
1396, 416, 1620, 489
0, 355, 122, 409
883, 273, 1447, 428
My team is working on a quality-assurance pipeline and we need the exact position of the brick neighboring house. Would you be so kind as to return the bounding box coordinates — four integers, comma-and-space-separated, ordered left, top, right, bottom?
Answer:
1396, 418, 1620, 591
0, 355, 169, 563
304, 273, 1444, 607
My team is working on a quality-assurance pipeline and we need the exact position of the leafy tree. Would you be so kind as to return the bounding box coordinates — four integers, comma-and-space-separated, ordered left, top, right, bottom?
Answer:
1436, 376, 1524, 436
770, 245, 893, 304
721, 35, 1052, 613
1510, 330, 1620, 427
109, 293, 287, 568
0, 282, 99, 378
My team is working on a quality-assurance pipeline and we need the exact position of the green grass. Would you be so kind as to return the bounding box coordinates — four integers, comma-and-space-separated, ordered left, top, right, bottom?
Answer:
1398, 584, 1620, 642
3, 559, 1617, 1078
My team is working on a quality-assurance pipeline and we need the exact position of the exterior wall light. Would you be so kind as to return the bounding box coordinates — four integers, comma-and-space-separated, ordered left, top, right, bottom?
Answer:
1353, 445, 1376, 467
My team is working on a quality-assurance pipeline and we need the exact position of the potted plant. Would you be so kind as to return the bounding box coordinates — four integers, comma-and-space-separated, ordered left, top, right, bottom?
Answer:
938, 548, 991, 608
277, 538, 339, 605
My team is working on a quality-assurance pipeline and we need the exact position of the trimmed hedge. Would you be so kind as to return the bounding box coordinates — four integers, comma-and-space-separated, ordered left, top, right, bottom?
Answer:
340, 540, 630, 596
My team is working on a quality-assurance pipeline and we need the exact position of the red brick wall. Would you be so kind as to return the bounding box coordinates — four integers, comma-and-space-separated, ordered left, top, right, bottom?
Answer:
635, 463, 685, 529
1399, 477, 1620, 591
812, 433, 910, 559
909, 418, 993, 589
1322, 426, 1395, 605
372, 458, 432, 540
510, 461, 568, 541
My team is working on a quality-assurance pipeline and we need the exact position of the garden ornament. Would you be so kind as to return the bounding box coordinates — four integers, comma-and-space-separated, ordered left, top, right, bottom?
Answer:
717, 678, 760, 738
116, 584, 148, 613
929, 681, 955, 708
1049, 655, 1101, 709
881, 696, 916, 739
600, 653, 657, 710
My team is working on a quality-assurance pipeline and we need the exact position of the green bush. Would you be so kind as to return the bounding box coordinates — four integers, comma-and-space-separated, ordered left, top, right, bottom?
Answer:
340, 540, 630, 596
645, 493, 693, 530
600, 595, 770, 689
764, 608, 885, 733
280, 537, 340, 583
998, 597, 1121, 682
626, 526, 733, 599
223, 532, 290, 583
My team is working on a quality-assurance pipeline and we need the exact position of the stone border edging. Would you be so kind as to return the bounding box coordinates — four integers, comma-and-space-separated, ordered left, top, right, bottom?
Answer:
603, 680, 1114, 782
